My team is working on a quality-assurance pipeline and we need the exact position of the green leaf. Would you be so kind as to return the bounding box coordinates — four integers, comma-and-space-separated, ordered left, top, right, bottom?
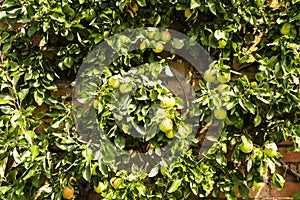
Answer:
30, 145, 39, 159
272, 173, 285, 190
254, 114, 262, 127
83, 162, 92, 181
207, 1, 216, 15
238, 184, 249, 199
114, 135, 125, 149
216, 153, 226, 166
190, 0, 201, 9
148, 166, 159, 177
167, 179, 182, 193
18, 88, 29, 104
34, 91, 44, 106
25, 130, 35, 145
293, 192, 300, 200
136, 0, 146, 7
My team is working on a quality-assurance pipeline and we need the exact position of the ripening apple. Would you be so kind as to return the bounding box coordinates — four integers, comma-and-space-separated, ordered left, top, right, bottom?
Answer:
159, 118, 173, 132
264, 142, 277, 157
93, 99, 99, 109
112, 178, 122, 189
161, 30, 171, 42
108, 76, 120, 88
204, 69, 216, 82
62, 187, 74, 199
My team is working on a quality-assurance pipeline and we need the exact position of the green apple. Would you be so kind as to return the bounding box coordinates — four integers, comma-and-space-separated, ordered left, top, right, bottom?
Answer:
217, 73, 231, 83
160, 96, 176, 109
213, 108, 227, 120
204, 69, 216, 82
108, 76, 120, 88
184, 8, 192, 18
94, 182, 106, 193
119, 82, 132, 94
153, 42, 164, 53
218, 39, 227, 48
240, 142, 253, 153
240, 136, 253, 153
217, 83, 229, 94
280, 23, 291, 35
159, 118, 173, 132
253, 181, 264, 189
161, 30, 171, 42
165, 130, 175, 139
264, 142, 277, 157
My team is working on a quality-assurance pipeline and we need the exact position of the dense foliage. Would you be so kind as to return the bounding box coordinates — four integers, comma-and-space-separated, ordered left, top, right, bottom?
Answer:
1, 0, 300, 199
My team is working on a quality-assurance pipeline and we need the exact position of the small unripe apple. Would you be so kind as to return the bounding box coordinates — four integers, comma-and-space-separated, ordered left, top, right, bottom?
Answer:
94, 182, 106, 193
280, 23, 291, 35
204, 70, 216, 82
240, 138, 253, 154
165, 130, 175, 139
159, 118, 173, 132
153, 42, 164, 53
264, 142, 277, 157
108, 76, 120, 88
213, 108, 227, 120
160, 96, 176, 109
218, 39, 227, 48
184, 8, 192, 18
217, 83, 229, 94
217, 73, 231, 83
119, 82, 132, 94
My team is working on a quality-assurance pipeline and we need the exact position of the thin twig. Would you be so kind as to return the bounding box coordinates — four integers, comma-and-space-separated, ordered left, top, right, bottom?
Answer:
280, 160, 300, 181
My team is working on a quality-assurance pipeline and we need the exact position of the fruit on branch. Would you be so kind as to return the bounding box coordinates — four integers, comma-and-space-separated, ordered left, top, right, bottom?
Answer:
240, 135, 253, 153
160, 96, 176, 109
280, 23, 291, 35
264, 142, 277, 157
159, 118, 173, 132
62, 187, 74, 199
108, 76, 120, 88
213, 108, 227, 120
204, 69, 216, 83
